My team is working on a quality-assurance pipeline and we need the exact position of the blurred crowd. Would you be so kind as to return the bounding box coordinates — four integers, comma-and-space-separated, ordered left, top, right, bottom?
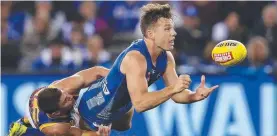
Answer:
1, 1, 277, 76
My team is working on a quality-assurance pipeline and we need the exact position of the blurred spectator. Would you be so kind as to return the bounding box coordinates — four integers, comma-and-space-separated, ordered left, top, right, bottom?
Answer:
1, 19, 21, 42
1, 1, 12, 20
100, 1, 146, 33
62, 1, 112, 46
251, 4, 277, 60
212, 12, 241, 42
20, 1, 65, 72
1, 19, 22, 72
247, 36, 272, 68
193, 1, 219, 28
69, 26, 86, 47
68, 26, 90, 69
20, 15, 53, 72
62, 13, 85, 43
34, 1, 66, 28
216, 1, 272, 29
175, 5, 210, 57
227, 36, 274, 75
246, 36, 274, 75
1, 2, 21, 41
22, 1, 64, 45
212, 12, 248, 43
32, 39, 74, 72
22, 14, 53, 47
79, 1, 112, 45
81, 35, 112, 69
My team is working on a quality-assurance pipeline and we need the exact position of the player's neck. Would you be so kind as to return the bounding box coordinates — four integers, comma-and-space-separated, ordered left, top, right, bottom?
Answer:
144, 38, 163, 63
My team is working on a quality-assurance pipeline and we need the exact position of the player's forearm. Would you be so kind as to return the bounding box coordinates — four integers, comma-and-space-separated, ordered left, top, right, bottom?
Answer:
134, 86, 175, 112
171, 89, 197, 104
76, 66, 109, 87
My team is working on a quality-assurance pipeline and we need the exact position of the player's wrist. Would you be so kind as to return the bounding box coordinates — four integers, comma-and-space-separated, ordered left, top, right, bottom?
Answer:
170, 85, 181, 95
186, 90, 198, 103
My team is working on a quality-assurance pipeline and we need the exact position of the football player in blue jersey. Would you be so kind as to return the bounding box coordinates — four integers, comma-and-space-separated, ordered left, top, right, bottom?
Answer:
75, 3, 219, 132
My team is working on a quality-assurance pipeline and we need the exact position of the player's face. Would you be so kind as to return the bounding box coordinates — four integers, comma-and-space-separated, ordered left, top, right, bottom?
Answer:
58, 91, 75, 112
153, 18, 176, 51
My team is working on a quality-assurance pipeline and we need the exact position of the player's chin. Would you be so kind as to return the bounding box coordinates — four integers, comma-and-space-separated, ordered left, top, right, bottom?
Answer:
166, 45, 174, 51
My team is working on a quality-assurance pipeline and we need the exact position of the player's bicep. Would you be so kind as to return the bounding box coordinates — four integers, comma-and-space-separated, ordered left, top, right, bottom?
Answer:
163, 51, 178, 86
126, 68, 148, 105
122, 51, 148, 105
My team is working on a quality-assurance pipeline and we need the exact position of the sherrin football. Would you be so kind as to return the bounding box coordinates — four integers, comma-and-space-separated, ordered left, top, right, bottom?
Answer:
212, 40, 247, 66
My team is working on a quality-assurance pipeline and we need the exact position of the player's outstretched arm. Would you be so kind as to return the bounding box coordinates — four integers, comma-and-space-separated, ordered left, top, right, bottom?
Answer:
163, 52, 219, 103
121, 51, 183, 113
49, 66, 109, 95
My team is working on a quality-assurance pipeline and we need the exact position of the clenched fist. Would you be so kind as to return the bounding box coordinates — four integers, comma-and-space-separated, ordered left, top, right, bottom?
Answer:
173, 74, 192, 94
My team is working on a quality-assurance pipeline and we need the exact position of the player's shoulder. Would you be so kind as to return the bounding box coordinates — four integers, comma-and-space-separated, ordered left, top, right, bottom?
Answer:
130, 39, 144, 46
125, 50, 146, 63
126, 39, 146, 57
121, 50, 147, 73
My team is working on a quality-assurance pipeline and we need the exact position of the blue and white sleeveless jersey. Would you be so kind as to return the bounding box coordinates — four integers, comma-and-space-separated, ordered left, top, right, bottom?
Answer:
76, 39, 168, 130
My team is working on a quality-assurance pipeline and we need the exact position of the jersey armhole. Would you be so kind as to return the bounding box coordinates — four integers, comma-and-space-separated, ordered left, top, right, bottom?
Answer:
117, 49, 143, 74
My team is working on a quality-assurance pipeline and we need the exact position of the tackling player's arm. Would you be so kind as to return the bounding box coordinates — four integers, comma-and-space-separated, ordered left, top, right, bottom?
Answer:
121, 51, 184, 113
41, 123, 111, 136
49, 66, 109, 95
41, 123, 75, 136
163, 52, 219, 103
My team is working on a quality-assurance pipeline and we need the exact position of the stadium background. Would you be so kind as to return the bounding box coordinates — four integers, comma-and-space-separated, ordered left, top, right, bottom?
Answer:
1, 1, 277, 136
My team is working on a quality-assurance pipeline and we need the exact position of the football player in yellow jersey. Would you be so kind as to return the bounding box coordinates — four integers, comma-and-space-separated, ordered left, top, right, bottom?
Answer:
9, 66, 111, 136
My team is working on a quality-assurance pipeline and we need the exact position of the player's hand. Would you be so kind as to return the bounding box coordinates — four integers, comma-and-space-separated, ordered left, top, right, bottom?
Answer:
193, 75, 219, 101
173, 75, 192, 94
96, 124, 112, 136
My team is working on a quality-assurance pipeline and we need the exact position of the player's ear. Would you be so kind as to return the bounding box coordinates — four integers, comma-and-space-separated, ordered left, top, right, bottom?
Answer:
146, 28, 155, 39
